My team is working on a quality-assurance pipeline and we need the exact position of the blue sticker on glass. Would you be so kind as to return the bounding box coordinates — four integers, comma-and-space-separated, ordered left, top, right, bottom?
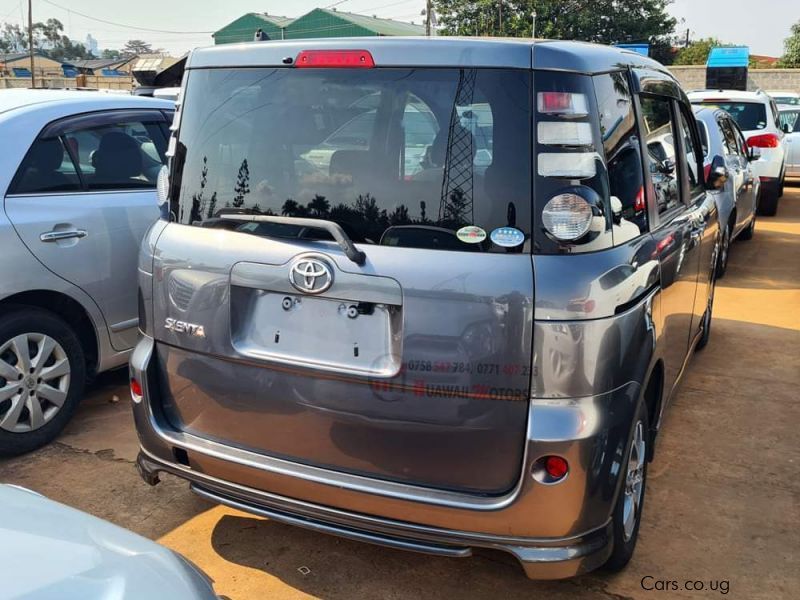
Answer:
490, 227, 525, 248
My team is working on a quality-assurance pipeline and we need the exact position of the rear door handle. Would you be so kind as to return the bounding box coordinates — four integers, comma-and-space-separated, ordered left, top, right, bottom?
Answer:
40, 229, 87, 242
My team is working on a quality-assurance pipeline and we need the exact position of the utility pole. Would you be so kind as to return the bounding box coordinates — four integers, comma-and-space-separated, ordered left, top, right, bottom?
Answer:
425, 0, 432, 36
532, 11, 537, 39
498, 0, 503, 35
27, 0, 35, 88
685, 28, 690, 48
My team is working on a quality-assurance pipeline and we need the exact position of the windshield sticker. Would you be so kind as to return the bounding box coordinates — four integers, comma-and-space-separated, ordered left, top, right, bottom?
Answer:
490, 227, 525, 248
456, 226, 487, 244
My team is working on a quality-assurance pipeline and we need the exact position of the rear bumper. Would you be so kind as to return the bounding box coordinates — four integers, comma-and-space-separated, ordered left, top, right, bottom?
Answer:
131, 335, 640, 579
136, 449, 612, 579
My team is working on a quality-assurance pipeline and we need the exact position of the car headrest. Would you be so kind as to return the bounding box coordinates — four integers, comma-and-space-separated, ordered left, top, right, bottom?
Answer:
329, 150, 370, 179
94, 131, 142, 180
28, 139, 64, 172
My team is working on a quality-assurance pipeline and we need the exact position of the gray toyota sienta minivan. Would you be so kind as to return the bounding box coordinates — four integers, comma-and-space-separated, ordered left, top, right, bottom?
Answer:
132, 38, 720, 579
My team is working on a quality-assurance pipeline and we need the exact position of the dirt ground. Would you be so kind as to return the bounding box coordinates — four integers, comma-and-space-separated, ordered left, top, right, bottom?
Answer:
2, 187, 799, 600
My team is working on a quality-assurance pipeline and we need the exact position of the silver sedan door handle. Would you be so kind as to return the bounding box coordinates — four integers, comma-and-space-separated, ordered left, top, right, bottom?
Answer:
40, 229, 87, 242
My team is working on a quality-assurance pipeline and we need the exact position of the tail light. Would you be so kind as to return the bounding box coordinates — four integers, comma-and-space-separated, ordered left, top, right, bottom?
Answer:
532, 455, 569, 484
537, 121, 593, 146
295, 50, 374, 68
634, 186, 646, 212
747, 133, 780, 148
130, 378, 143, 403
703, 163, 712, 181
542, 192, 594, 241
537, 92, 589, 116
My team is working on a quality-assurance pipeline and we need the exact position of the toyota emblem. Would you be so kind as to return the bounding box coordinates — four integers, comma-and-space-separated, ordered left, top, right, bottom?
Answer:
289, 257, 333, 294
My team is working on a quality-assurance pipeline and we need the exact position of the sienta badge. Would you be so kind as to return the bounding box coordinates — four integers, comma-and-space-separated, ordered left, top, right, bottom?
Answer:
490, 227, 525, 248
456, 226, 487, 244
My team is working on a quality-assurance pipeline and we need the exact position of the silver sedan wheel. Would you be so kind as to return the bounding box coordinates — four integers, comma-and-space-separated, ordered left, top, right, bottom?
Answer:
622, 420, 646, 542
0, 333, 71, 433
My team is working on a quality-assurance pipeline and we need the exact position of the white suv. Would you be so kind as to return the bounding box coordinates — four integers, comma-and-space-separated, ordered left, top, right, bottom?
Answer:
689, 89, 787, 215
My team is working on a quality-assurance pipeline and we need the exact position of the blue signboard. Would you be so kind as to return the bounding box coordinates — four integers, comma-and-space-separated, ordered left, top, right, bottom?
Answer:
616, 43, 650, 57
707, 47, 749, 68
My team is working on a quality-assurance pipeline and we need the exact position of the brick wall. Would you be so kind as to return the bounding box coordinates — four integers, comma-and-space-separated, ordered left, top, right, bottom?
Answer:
669, 66, 800, 93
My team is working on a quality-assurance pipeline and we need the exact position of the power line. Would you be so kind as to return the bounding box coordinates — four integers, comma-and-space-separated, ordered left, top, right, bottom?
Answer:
39, 0, 213, 34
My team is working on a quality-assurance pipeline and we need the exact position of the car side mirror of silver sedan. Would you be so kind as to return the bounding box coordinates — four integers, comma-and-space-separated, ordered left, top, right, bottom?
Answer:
705, 155, 728, 190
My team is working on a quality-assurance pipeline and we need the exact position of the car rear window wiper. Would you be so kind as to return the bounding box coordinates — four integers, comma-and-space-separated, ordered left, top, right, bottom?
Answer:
220, 214, 367, 266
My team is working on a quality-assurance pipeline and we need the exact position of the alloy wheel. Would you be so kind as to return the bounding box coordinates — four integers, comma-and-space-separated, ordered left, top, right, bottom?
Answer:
0, 333, 71, 433
622, 420, 646, 542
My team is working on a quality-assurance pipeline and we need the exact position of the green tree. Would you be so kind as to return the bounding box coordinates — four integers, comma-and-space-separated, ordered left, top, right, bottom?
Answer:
778, 20, 800, 68
101, 48, 122, 59
432, 0, 676, 49
121, 39, 153, 57
673, 37, 722, 65
232, 159, 250, 208
0, 23, 27, 53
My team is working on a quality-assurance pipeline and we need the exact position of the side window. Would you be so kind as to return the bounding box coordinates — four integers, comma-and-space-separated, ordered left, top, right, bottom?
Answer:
677, 108, 705, 199
9, 137, 81, 194
639, 95, 680, 215
717, 118, 739, 156
594, 72, 647, 241
62, 118, 167, 191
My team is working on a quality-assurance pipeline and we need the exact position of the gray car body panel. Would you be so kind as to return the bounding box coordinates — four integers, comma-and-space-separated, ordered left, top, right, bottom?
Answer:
0, 483, 216, 599
134, 38, 718, 578
0, 91, 172, 372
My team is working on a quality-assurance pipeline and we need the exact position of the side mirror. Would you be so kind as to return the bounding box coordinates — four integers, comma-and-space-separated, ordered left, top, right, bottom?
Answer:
782, 123, 791, 134
748, 146, 762, 161
657, 158, 676, 175
706, 155, 728, 191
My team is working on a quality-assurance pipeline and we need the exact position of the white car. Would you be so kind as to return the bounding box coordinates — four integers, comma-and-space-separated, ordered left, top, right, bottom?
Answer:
0, 484, 217, 599
767, 90, 800, 107
689, 89, 787, 215
779, 107, 800, 178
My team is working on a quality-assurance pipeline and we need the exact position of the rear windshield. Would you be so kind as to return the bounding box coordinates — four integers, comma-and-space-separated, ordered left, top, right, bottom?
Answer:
694, 101, 767, 131
779, 110, 799, 132
171, 67, 532, 253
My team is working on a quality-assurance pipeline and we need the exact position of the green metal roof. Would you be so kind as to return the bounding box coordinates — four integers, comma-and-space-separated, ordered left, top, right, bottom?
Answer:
213, 13, 292, 43
319, 9, 425, 36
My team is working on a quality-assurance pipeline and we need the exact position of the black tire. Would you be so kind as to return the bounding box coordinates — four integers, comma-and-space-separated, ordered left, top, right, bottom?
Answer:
738, 212, 756, 241
0, 308, 86, 456
695, 274, 716, 351
758, 188, 779, 216
603, 401, 649, 573
715, 221, 731, 279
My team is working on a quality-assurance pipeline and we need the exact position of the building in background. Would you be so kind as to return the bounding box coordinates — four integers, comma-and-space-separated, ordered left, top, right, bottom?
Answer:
0, 52, 63, 77
65, 57, 137, 77
213, 13, 293, 44
213, 8, 425, 45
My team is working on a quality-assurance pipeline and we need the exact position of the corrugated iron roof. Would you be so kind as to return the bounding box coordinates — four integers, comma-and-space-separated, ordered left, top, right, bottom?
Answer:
321, 9, 425, 36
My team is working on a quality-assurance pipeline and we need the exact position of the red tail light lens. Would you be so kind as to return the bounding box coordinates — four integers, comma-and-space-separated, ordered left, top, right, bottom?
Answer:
634, 186, 646, 212
544, 456, 569, 479
130, 378, 143, 401
747, 133, 780, 148
703, 163, 711, 181
295, 50, 375, 68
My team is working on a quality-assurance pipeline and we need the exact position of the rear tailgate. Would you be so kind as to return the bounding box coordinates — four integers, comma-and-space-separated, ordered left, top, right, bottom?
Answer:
153, 56, 534, 494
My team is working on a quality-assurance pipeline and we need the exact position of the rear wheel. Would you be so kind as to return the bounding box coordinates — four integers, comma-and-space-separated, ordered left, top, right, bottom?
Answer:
738, 212, 756, 241
0, 308, 85, 456
715, 221, 731, 279
603, 401, 649, 572
758, 182, 780, 216
695, 272, 716, 351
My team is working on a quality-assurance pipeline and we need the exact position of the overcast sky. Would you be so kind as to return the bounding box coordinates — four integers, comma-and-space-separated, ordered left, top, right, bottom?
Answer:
1, 0, 795, 57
